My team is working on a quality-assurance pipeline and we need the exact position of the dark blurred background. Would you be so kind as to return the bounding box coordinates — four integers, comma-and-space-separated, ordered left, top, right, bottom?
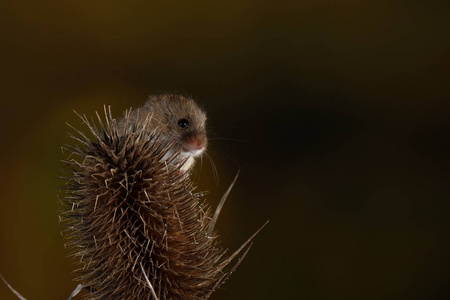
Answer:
1, 1, 450, 299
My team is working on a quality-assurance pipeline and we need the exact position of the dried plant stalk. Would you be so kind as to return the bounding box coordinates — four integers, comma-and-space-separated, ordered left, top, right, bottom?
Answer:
59, 107, 264, 300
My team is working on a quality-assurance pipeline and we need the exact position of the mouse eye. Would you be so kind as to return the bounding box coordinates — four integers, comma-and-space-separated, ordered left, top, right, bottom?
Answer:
178, 118, 189, 128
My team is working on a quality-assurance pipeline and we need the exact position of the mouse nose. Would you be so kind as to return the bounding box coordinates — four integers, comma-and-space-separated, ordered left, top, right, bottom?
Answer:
195, 141, 203, 150
185, 136, 207, 153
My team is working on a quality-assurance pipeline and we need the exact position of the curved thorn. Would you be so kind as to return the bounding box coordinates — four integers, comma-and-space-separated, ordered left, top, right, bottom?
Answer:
205, 243, 254, 299
207, 170, 240, 236
218, 220, 269, 270
0, 274, 27, 300
140, 262, 159, 300
67, 284, 83, 300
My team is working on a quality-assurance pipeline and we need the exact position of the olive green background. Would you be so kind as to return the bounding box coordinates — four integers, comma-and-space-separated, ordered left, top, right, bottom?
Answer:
1, 1, 450, 299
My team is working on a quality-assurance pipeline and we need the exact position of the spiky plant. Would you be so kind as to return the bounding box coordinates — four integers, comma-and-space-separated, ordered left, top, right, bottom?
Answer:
59, 106, 264, 300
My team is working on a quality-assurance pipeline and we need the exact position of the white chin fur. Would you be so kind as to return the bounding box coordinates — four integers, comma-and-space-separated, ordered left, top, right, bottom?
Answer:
160, 149, 203, 173
179, 150, 203, 172
185, 149, 204, 157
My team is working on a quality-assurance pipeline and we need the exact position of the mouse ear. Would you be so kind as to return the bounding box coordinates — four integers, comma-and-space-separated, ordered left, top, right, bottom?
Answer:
144, 95, 163, 107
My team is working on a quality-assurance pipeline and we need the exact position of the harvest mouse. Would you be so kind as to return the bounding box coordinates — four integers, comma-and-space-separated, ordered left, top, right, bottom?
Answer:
119, 94, 208, 173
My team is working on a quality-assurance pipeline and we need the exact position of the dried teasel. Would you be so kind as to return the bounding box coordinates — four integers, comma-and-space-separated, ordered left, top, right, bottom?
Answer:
59, 105, 266, 300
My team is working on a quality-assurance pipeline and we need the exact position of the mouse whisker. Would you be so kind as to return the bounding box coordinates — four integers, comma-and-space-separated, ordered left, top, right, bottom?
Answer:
192, 153, 203, 183
205, 152, 219, 186
208, 138, 251, 144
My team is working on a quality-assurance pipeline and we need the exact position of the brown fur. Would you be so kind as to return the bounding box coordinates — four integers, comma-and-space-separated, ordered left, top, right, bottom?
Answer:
120, 94, 208, 154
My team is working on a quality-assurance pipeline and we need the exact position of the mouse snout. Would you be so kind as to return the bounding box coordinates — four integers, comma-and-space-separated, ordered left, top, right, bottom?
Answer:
190, 139, 206, 151
195, 141, 204, 150
196, 136, 208, 150
183, 136, 207, 155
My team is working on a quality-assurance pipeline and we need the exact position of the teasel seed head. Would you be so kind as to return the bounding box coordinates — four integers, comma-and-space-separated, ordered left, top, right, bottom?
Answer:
59, 105, 265, 300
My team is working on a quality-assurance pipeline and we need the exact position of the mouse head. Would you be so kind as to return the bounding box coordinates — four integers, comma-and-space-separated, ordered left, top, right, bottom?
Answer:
143, 94, 208, 158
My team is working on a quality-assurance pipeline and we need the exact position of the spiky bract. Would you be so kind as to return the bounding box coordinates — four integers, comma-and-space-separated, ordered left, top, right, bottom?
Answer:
60, 107, 241, 300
